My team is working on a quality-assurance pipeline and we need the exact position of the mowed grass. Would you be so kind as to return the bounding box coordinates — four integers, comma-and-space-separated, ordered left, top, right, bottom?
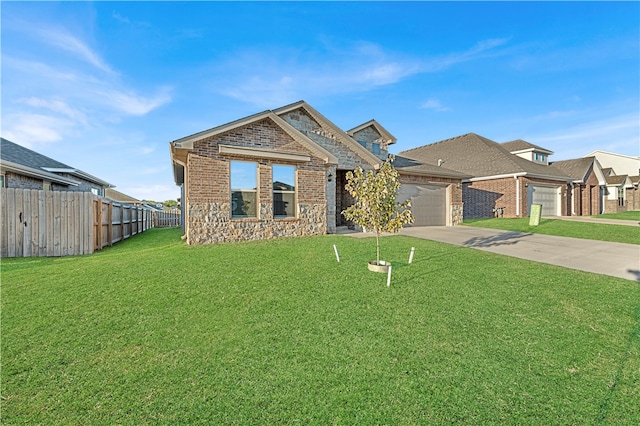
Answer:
596, 211, 640, 221
2, 228, 639, 424
464, 217, 640, 245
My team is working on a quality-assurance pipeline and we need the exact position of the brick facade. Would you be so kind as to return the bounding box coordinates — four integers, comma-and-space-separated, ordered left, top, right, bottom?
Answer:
464, 177, 568, 219
569, 165, 602, 216
175, 103, 467, 245
184, 118, 328, 244
4, 171, 104, 195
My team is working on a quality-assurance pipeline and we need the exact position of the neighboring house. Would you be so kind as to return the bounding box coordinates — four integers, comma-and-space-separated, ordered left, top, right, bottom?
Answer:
141, 201, 165, 212
585, 150, 640, 177
629, 175, 640, 211
601, 169, 634, 214
400, 133, 573, 219
0, 138, 113, 195
105, 188, 143, 206
585, 150, 640, 213
550, 157, 606, 216
170, 100, 466, 245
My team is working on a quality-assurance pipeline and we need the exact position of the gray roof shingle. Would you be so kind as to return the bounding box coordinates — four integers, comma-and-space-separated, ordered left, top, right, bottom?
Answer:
400, 133, 570, 181
1, 138, 71, 170
501, 139, 553, 154
550, 157, 594, 181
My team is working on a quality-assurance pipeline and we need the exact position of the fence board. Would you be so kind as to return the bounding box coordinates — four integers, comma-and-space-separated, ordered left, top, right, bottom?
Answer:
1, 189, 167, 258
1, 188, 7, 257
23, 189, 32, 257
15, 189, 24, 257
38, 190, 46, 256
46, 191, 54, 257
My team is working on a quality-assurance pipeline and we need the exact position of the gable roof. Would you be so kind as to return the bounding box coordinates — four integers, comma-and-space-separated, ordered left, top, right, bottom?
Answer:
1, 138, 113, 188
501, 139, 554, 155
171, 109, 340, 165
105, 188, 142, 205
400, 133, 571, 182
346, 119, 397, 145
605, 174, 633, 187
273, 100, 382, 168
550, 157, 601, 183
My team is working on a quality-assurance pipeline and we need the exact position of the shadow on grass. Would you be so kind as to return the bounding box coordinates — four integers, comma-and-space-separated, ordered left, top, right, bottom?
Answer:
463, 231, 531, 248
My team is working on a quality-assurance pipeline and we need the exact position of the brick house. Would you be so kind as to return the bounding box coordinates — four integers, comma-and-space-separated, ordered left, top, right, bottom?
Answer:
170, 101, 467, 245
400, 134, 573, 219
585, 151, 640, 213
0, 138, 113, 195
550, 157, 606, 216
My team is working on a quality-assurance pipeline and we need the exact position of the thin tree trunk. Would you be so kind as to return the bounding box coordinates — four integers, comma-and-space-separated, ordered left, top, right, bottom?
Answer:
376, 229, 380, 264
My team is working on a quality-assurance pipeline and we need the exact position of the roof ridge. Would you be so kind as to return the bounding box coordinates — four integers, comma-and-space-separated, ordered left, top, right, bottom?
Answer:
400, 132, 475, 154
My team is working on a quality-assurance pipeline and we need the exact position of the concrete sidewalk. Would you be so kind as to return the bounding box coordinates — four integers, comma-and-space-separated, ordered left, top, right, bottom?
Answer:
395, 226, 640, 282
549, 216, 639, 227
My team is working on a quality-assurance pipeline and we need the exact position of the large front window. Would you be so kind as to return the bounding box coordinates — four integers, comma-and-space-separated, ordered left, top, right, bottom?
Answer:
231, 161, 258, 218
272, 165, 296, 218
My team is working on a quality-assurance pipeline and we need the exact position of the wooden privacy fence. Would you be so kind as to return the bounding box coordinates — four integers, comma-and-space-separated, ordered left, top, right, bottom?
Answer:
1, 188, 179, 258
153, 210, 181, 228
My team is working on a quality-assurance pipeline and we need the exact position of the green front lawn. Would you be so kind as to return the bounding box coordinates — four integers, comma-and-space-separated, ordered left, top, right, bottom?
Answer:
2, 228, 639, 424
464, 217, 640, 245
595, 211, 640, 221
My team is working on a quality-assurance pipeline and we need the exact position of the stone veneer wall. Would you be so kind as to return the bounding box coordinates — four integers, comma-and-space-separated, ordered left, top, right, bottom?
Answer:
185, 118, 328, 244
350, 126, 389, 160
279, 108, 375, 170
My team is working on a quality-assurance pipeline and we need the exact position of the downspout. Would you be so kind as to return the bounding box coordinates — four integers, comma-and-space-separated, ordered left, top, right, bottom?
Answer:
514, 175, 520, 217
569, 182, 576, 216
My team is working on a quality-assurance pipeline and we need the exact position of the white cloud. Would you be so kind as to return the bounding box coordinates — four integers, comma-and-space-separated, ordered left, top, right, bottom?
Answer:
112, 11, 130, 24
34, 26, 114, 74
97, 87, 173, 116
17, 97, 87, 124
531, 113, 640, 158
215, 38, 508, 107
420, 98, 451, 112
2, 113, 73, 148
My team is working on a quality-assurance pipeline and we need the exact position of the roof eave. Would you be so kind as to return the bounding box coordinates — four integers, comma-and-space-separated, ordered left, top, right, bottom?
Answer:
1, 160, 80, 186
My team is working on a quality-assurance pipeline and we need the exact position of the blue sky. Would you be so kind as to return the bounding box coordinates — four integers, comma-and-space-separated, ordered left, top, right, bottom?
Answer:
2, 1, 638, 201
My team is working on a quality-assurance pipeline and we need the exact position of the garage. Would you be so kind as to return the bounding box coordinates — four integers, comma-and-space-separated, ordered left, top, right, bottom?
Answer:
397, 184, 447, 226
528, 185, 560, 216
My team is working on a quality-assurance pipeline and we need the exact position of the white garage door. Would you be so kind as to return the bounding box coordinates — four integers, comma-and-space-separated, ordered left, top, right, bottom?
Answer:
528, 185, 560, 217
397, 184, 447, 226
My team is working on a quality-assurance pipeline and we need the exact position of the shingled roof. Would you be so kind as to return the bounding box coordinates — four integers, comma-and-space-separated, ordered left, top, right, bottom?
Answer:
1, 138, 113, 188
400, 133, 571, 181
501, 139, 553, 154
550, 157, 595, 181
1, 137, 71, 170
392, 155, 471, 179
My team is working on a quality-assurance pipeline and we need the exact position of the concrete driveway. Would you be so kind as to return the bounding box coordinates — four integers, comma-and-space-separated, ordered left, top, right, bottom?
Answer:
398, 226, 640, 282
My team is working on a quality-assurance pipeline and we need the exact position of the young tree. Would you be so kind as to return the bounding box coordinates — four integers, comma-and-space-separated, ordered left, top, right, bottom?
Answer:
342, 155, 414, 266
